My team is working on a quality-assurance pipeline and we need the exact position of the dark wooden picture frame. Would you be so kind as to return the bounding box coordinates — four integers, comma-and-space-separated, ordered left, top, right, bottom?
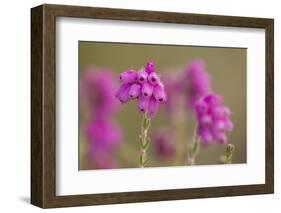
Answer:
31, 4, 274, 208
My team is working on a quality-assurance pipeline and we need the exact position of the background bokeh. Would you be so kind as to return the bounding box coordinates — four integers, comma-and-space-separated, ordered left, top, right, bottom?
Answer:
79, 41, 246, 170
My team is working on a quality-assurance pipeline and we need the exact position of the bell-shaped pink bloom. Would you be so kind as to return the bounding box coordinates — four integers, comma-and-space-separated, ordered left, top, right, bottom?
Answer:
198, 114, 212, 126
148, 97, 159, 117
119, 70, 137, 84
137, 70, 148, 84
145, 61, 155, 74
142, 83, 153, 98
213, 131, 227, 144
116, 83, 131, 103
138, 95, 149, 113
153, 84, 167, 102
223, 117, 234, 131
195, 99, 208, 115
195, 93, 234, 145
148, 72, 161, 86
128, 83, 141, 99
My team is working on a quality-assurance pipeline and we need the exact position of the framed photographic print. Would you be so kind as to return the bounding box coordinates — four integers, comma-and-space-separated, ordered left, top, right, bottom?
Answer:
31, 4, 274, 208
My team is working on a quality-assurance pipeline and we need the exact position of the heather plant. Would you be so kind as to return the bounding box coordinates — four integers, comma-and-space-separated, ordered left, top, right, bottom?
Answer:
116, 61, 167, 167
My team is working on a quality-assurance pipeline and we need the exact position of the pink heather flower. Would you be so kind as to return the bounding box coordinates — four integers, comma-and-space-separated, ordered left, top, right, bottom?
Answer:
142, 83, 154, 98
195, 94, 234, 145
116, 61, 167, 117
87, 116, 122, 169
153, 84, 167, 102
87, 117, 121, 150
184, 59, 211, 110
137, 70, 148, 84
138, 94, 149, 113
148, 72, 161, 86
129, 83, 141, 99
152, 129, 175, 159
119, 69, 138, 83
115, 83, 132, 104
80, 68, 119, 115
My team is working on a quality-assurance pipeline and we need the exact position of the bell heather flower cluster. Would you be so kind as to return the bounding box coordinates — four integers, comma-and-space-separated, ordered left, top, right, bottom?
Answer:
80, 68, 122, 169
184, 60, 211, 110
195, 94, 234, 145
183, 60, 234, 145
116, 61, 167, 117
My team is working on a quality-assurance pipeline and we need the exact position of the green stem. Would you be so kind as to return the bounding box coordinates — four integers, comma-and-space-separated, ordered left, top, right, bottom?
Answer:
186, 125, 200, 165
225, 144, 235, 164
139, 112, 151, 168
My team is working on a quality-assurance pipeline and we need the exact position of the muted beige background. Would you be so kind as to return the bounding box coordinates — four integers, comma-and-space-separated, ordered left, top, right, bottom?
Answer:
79, 41, 247, 169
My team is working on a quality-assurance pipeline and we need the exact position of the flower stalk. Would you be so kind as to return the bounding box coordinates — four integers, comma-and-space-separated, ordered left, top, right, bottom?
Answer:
225, 143, 235, 164
186, 126, 200, 165
139, 112, 151, 167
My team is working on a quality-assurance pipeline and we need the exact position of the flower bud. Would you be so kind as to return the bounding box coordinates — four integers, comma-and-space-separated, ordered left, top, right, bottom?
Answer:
145, 61, 155, 74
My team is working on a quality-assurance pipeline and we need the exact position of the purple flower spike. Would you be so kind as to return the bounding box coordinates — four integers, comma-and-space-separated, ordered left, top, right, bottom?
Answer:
195, 93, 234, 145
137, 70, 148, 84
148, 97, 159, 117
145, 61, 155, 74
119, 70, 137, 84
153, 84, 167, 102
116, 61, 166, 118
116, 83, 131, 103
184, 59, 211, 110
129, 83, 141, 99
142, 83, 154, 98
138, 95, 149, 113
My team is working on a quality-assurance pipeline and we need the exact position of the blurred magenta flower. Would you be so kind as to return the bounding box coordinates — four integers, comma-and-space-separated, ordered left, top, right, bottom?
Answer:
152, 129, 175, 160
87, 116, 122, 169
80, 68, 119, 115
195, 94, 234, 145
116, 61, 167, 117
184, 59, 211, 110
80, 68, 122, 169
